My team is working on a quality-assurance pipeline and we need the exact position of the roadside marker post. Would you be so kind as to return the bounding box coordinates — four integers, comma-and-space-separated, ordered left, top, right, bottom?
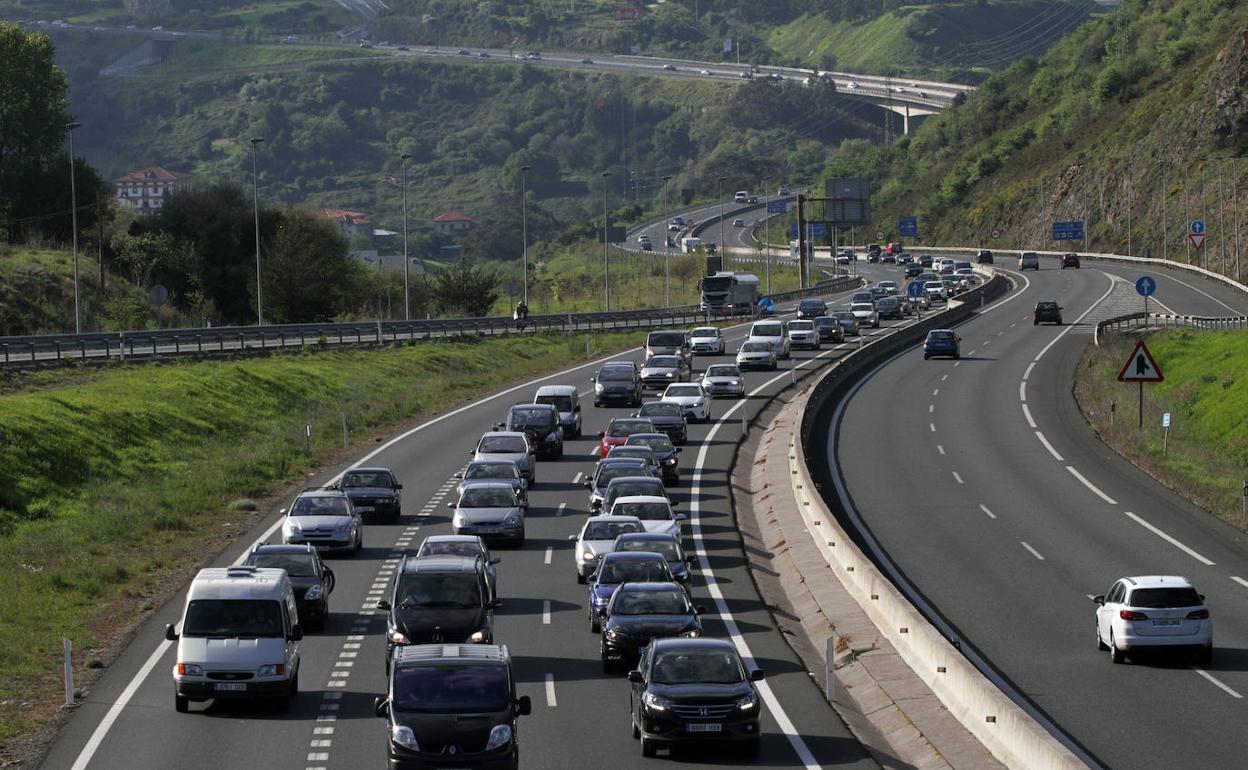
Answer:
1162, 412, 1171, 456
63, 638, 74, 708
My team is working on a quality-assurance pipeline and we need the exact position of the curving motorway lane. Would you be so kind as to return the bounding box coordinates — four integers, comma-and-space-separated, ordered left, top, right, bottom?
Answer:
833, 254, 1248, 769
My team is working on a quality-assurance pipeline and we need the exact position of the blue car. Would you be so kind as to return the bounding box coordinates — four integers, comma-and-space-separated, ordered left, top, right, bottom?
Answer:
587, 551, 673, 632
923, 329, 961, 360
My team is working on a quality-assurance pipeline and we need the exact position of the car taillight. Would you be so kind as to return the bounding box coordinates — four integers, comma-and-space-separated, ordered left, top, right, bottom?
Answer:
1187, 609, 1209, 620
1119, 609, 1148, 621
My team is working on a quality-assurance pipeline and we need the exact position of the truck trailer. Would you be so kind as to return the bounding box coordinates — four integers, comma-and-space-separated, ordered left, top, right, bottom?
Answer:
699, 271, 761, 315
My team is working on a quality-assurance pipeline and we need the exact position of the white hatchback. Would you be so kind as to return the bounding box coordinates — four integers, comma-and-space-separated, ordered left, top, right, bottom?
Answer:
748, 320, 790, 359
661, 383, 712, 423
1094, 575, 1212, 664
787, 320, 820, 350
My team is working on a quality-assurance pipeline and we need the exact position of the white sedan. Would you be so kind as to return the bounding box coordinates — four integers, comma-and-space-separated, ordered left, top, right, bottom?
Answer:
607, 495, 685, 539
850, 302, 880, 328
787, 320, 820, 350
661, 383, 712, 423
736, 341, 777, 371
701, 363, 745, 397
689, 326, 725, 355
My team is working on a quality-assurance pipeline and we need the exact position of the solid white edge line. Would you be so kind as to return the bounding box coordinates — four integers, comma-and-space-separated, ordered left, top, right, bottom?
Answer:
1018, 380, 1027, 402
1153, 271, 1240, 314
544, 673, 557, 707
1123, 511, 1216, 566
937, 445, 945, 455
70, 640, 172, 770
979, 504, 997, 519
1022, 362, 1036, 381
1193, 668, 1243, 699
1020, 542, 1046, 561
952, 471, 964, 484
1021, 403, 1037, 429
1034, 432, 1065, 462
1033, 271, 1115, 363
543, 546, 553, 565
1065, 466, 1118, 505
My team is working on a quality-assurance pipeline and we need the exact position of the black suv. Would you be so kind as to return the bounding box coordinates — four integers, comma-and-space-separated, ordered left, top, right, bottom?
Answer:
243, 544, 335, 630
497, 403, 563, 459
374, 644, 531, 770
339, 467, 402, 523
378, 555, 497, 670
600, 582, 702, 673
796, 298, 828, 319
593, 362, 643, 407
1034, 301, 1063, 325
975, 249, 994, 264
1061, 252, 1081, 269
628, 638, 765, 758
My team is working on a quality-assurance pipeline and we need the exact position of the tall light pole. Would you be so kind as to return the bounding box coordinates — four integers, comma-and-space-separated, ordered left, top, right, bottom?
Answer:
717, 175, 726, 264
520, 164, 531, 305
602, 171, 611, 311
66, 122, 81, 333
662, 174, 673, 306
249, 137, 266, 325
400, 152, 414, 320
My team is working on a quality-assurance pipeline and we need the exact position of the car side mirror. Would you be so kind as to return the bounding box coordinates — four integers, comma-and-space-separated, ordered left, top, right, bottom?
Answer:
279, 507, 288, 515
489, 599, 501, 610
488, 557, 501, 565
584, 480, 593, 489
453, 472, 463, 478
750, 669, 766, 681
669, 500, 678, 507
165, 623, 179, 641
627, 670, 644, 684
695, 605, 707, 615
956, 337, 962, 342
494, 423, 505, 431
1092, 595, 1105, 605
631, 412, 640, 418
516, 695, 532, 716
446, 502, 455, 509
597, 431, 605, 438
376, 599, 392, 611
686, 555, 695, 564
568, 534, 578, 540
574, 405, 582, 412
520, 501, 530, 509
374, 696, 390, 718
675, 447, 682, 454
289, 624, 304, 642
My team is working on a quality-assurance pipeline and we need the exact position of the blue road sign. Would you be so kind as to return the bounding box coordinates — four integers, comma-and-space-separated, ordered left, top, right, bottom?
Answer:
1190, 219, 1205, 235
1136, 275, 1156, 297
789, 223, 798, 238
898, 216, 918, 238
907, 280, 927, 298
767, 200, 787, 214
1052, 220, 1085, 241
811, 223, 828, 238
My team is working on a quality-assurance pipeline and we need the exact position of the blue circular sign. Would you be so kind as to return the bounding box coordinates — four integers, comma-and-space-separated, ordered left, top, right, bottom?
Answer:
1190, 219, 1205, 234
1136, 276, 1156, 297
907, 281, 926, 298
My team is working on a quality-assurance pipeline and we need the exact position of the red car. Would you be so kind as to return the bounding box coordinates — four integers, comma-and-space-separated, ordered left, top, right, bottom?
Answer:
886, 242, 904, 255
597, 417, 657, 457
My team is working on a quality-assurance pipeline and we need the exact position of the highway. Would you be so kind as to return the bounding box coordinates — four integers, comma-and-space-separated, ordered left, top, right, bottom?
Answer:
832, 254, 1248, 769
41, 265, 918, 770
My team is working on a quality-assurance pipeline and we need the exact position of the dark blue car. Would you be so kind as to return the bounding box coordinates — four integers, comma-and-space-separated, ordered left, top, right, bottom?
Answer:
923, 329, 961, 360
587, 551, 673, 632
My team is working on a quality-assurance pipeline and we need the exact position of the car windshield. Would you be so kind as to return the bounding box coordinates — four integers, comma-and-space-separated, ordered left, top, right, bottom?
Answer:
392, 664, 509, 713
613, 588, 690, 615
535, 394, 573, 412
465, 463, 517, 480
395, 573, 482, 608
609, 448, 653, 462
647, 356, 682, 369
183, 599, 284, 638
852, 293, 873, 302
608, 481, 663, 500
1130, 587, 1202, 608
607, 420, 652, 437
628, 435, 674, 453
665, 385, 701, 397
459, 487, 515, 508
509, 407, 554, 428
701, 276, 731, 291
648, 332, 685, 347
598, 559, 669, 583
742, 342, 771, 352
651, 650, 745, 685
925, 282, 943, 289
342, 471, 392, 488
584, 521, 641, 540
833, 313, 855, 322
639, 402, 682, 417
879, 282, 897, 289
752, 325, 782, 337
800, 300, 824, 310
813, 318, 836, 327
248, 553, 316, 578
613, 501, 672, 521
1037, 302, 1058, 311
599, 367, 634, 381
705, 365, 739, 377
789, 321, 814, 331
419, 541, 481, 559
617, 539, 681, 560
478, 436, 526, 453
290, 496, 350, 517
851, 304, 874, 312
691, 328, 719, 338
929, 331, 955, 341
596, 465, 645, 487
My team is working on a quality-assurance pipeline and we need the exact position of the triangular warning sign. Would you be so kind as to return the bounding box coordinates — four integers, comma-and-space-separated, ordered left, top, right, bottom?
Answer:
1117, 340, 1164, 382
1189, 233, 1206, 250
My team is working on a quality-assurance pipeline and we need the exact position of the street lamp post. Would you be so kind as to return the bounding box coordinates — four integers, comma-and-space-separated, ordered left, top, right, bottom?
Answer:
400, 152, 414, 320
717, 175, 726, 265
520, 164, 531, 305
602, 171, 612, 310
66, 122, 81, 333
662, 174, 673, 306
249, 137, 266, 325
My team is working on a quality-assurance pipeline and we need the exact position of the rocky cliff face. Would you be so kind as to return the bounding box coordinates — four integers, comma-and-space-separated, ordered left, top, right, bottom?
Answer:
1212, 27, 1248, 148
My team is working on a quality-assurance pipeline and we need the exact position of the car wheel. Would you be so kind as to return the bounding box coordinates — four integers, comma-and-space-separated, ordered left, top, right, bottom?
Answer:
354, 531, 362, 552
577, 572, 587, 585
641, 736, 658, 758
923, 354, 930, 360
1096, 624, 1108, 651
1199, 644, 1214, 666
175, 692, 189, 713
590, 615, 600, 633
1109, 632, 1125, 664
632, 718, 641, 739
1033, 319, 1038, 325
594, 401, 601, 408
953, 353, 961, 360
745, 737, 761, 757
515, 529, 526, 548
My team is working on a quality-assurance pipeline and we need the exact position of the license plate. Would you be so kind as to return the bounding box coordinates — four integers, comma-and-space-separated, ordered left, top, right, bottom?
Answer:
355, 506, 374, 512
214, 682, 247, 692
1152, 619, 1181, 626
686, 723, 722, 733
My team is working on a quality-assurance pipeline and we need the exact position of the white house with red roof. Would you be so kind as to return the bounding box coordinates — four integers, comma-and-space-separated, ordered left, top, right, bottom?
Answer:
113, 165, 192, 211
432, 210, 476, 236
320, 208, 375, 238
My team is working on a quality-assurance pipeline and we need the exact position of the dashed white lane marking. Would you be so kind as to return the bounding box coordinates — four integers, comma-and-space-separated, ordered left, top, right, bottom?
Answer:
1124, 511, 1215, 565
556, 502, 567, 516
1194, 668, 1243, 699
1023, 362, 1035, 381
953, 362, 960, 368
1018, 381, 1027, 402
572, 472, 583, 484
929, 423, 936, 433
1232, 576, 1248, 590
979, 504, 997, 519
940, 374, 948, 382
1021, 403, 1037, 428
1034, 272, 1116, 363
543, 599, 551, 625
929, 404, 934, 413
932, 388, 939, 397
544, 546, 552, 565
1010, 322, 1017, 328
1020, 542, 1045, 561
937, 445, 945, 455
545, 673, 558, 707
1035, 432, 1064, 462
1065, 466, 1118, 505
967, 349, 977, 357
952, 471, 964, 484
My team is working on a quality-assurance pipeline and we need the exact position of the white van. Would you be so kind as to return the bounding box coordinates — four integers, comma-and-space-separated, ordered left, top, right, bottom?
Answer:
1018, 251, 1040, 271
748, 320, 790, 359
167, 566, 303, 712
734, 190, 749, 203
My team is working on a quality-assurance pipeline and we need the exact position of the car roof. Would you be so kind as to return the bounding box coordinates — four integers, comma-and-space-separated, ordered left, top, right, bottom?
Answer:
601, 550, 666, 562
400, 555, 482, 573
297, 489, 348, 499
422, 534, 483, 545
251, 544, 318, 556
511, 402, 556, 411
613, 581, 686, 592
479, 431, 527, 440
606, 476, 664, 486
1122, 575, 1194, 589
189, 566, 290, 600
468, 459, 519, 467
458, 481, 516, 491
347, 466, 393, 475
392, 643, 510, 667
616, 531, 679, 542
650, 637, 737, 653
534, 384, 577, 396
627, 433, 672, 442
584, 515, 642, 526
613, 495, 670, 505
690, 327, 718, 334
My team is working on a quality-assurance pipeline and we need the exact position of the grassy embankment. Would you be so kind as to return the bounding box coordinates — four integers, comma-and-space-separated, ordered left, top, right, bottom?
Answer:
1075, 329, 1248, 527
0, 330, 639, 757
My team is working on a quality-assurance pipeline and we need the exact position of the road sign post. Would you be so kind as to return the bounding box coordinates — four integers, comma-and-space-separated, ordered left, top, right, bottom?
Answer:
1162, 412, 1171, 456
1117, 340, 1164, 429
1136, 275, 1156, 328
1190, 219, 1206, 252
899, 216, 918, 238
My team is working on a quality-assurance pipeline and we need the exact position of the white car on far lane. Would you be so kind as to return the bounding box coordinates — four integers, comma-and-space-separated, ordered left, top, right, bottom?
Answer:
850, 302, 880, 328
689, 326, 726, 355
701, 363, 745, 397
660, 382, 712, 423
787, 320, 820, 350
736, 341, 777, 371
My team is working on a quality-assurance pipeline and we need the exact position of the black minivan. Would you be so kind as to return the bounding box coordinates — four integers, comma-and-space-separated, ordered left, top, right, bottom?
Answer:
375, 643, 531, 770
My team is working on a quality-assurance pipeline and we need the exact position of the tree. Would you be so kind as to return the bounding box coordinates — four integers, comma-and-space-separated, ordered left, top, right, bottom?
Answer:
431, 257, 499, 317
110, 231, 181, 288
460, 196, 559, 263
260, 208, 359, 323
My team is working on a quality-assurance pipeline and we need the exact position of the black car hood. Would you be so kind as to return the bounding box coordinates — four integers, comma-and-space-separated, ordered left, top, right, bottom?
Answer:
394, 606, 487, 640
648, 681, 753, 702
607, 614, 698, 638
391, 711, 508, 750
286, 575, 318, 593
645, 415, 684, 428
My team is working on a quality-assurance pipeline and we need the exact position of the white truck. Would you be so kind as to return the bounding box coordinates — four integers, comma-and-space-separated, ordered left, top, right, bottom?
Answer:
699, 271, 761, 315
680, 237, 703, 254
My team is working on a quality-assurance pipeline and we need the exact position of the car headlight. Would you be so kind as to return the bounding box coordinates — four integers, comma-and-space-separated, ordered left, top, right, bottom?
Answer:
594, 382, 605, 393
176, 662, 204, 677
484, 724, 513, 751
665, 372, 674, 378
391, 724, 420, 751
643, 691, 672, 712
730, 380, 740, 386
736, 692, 759, 711
283, 520, 299, 533
469, 629, 488, 643
663, 457, 677, 466
334, 520, 351, 532
681, 629, 701, 638
453, 514, 465, 528
304, 584, 322, 601
503, 512, 521, 527
581, 551, 596, 561
604, 628, 622, 641
256, 663, 286, 677
388, 628, 410, 645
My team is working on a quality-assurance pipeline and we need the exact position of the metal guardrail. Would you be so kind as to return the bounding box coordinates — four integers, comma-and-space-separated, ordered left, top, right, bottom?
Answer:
0, 276, 861, 367
1094, 311, 1248, 345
